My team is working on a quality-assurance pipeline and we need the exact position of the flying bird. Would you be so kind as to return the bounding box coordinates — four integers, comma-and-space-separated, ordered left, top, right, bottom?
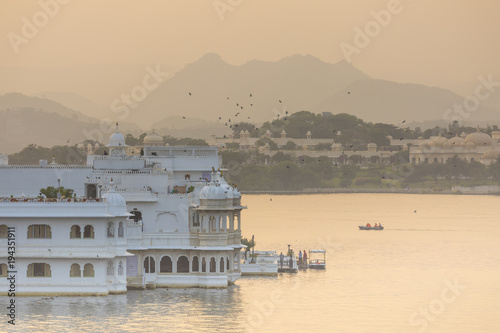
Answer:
188, 92, 192, 96
250, 93, 252, 97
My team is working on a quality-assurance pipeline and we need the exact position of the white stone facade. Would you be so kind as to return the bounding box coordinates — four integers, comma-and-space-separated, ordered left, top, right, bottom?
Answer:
0, 125, 245, 292
0, 196, 129, 296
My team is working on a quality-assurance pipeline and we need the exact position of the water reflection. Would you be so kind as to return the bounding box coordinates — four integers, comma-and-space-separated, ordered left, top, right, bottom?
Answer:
2, 194, 500, 332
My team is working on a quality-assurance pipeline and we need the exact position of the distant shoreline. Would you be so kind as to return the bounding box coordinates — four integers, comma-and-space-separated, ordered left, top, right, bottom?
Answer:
241, 189, 500, 195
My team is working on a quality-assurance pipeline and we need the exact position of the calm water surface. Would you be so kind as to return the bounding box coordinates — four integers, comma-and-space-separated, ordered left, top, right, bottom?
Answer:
3, 194, 500, 333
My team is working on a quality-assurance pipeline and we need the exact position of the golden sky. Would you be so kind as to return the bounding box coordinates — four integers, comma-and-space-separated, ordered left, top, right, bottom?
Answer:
1, 0, 499, 88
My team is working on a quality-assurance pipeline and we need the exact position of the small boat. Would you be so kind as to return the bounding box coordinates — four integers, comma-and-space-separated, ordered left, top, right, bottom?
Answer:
358, 225, 384, 230
308, 250, 326, 269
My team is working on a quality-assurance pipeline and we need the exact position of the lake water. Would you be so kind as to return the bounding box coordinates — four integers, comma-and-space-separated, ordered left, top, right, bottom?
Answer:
3, 194, 500, 333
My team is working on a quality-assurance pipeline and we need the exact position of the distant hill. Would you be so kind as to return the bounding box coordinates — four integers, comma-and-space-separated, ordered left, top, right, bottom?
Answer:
127, 53, 500, 128
0, 109, 107, 154
315, 79, 500, 124
152, 116, 231, 139
0, 92, 95, 123
128, 53, 370, 127
0, 92, 142, 135
33, 91, 110, 120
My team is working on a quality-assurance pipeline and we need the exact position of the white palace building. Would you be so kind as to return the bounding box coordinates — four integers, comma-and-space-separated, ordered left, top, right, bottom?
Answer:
0, 124, 245, 295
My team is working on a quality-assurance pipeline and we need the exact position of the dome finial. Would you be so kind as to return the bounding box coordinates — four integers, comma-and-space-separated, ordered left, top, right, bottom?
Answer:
109, 178, 115, 192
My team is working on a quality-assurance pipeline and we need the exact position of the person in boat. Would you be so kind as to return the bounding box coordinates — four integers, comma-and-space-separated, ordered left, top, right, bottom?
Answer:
279, 252, 284, 268
366, 223, 371, 228
303, 250, 308, 265
298, 250, 303, 264
374, 223, 378, 227
379, 223, 382, 228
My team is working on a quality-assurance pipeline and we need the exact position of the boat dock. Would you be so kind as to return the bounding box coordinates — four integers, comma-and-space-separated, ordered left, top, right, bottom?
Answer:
240, 247, 325, 276
277, 254, 298, 273
240, 251, 278, 276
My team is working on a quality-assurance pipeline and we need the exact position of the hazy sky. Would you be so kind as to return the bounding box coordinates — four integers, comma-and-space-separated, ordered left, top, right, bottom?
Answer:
1, 0, 499, 92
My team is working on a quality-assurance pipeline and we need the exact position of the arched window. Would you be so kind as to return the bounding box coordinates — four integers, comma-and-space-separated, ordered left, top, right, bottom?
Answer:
177, 256, 189, 273
227, 257, 230, 271
118, 222, 124, 238
27, 225, 51, 239
70, 263, 81, 277
192, 256, 199, 272
219, 216, 223, 231
107, 261, 114, 275
159, 256, 172, 273
210, 257, 216, 273
0, 263, 7, 277
209, 216, 216, 231
83, 225, 94, 239
107, 222, 114, 238
118, 261, 124, 276
144, 256, 156, 273
202, 257, 206, 273
83, 264, 94, 277
27, 263, 51, 277
185, 174, 190, 180
192, 214, 200, 227
70, 225, 81, 239
220, 257, 224, 273
0, 225, 8, 238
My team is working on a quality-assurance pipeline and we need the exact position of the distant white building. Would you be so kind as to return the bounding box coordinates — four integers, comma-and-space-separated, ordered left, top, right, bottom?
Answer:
0, 184, 129, 296
409, 130, 500, 165
0, 124, 245, 292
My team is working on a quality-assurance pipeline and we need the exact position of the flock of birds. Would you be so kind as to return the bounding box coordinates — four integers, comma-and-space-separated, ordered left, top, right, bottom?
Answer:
182, 90, 361, 133
185, 91, 290, 129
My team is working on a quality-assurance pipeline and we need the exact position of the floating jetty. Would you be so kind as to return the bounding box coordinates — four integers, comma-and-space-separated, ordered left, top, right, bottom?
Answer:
240, 251, 278, 276
240, 248, 326, 276
277, 254, 298, 273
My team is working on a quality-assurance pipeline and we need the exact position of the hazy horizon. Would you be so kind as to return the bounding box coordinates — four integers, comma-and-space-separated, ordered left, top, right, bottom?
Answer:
1, 1, 500, 152
2, 1, 500, 102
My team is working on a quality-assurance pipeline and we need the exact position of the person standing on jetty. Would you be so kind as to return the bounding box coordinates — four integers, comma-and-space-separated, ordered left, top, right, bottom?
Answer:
303, 250, 308, 265
298, 250, 303, 264
279, 252, 284, 268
